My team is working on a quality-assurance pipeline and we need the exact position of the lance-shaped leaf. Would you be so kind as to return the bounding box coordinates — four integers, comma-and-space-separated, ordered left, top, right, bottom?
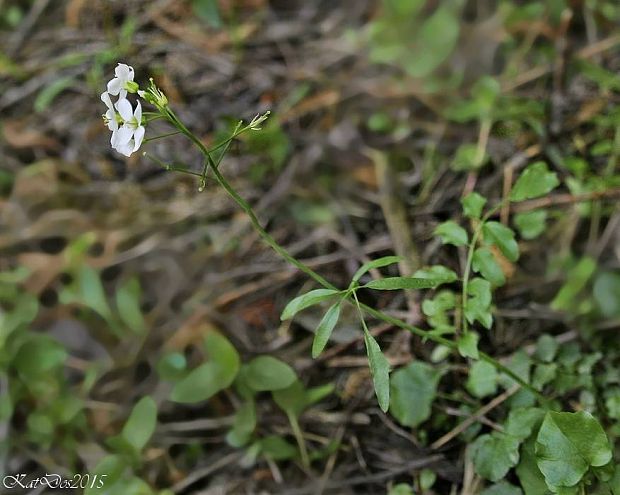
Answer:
352, 255, 402, 283
281, 289, 340, 320
363, 277, 447, 291
312, 303, 341, 358
364, 329, 390, 412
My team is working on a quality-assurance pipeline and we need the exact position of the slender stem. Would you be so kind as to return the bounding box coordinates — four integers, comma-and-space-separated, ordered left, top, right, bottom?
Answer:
143, 130, 182, 143
168, 112, 544, 401
461, 203, 504, 334
287, 412, 310, 468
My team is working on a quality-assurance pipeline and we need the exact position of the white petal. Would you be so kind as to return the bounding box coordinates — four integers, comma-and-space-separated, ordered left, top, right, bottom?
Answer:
119, 89, 127, 100
100, 91, 113, 110
115, 63, 130, 79
107, 78, 122, 95
133, 101, 142, 123
105, 109, 118, 131
116, 140, 134, 157
115, 99, 133, 121
132, 126, 145, 151
113, 125, 133, 146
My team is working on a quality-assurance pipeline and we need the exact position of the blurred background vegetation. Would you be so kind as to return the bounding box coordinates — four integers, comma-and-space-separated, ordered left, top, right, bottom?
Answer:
1, 0, 620, 493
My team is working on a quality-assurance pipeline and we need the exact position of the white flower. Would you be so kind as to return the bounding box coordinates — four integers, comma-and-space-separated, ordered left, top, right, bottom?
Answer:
106, 63, 135, 99
111, 99, 145, 157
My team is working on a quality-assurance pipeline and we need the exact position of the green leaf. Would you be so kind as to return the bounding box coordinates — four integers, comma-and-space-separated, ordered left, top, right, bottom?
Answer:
121, 396, 157, 452
363, 329, 390, 412
535, 411, 612, 489
363, 276, 447, 290
272, 380, 307, 417
462, 192, 487, 219
593, 271, 620, 318
352, 255, 402, 283
510, 162, 560, 202
434, 220, 469, 247
78, 265, 113, 320
473, 432, 520, 482
192, 0, 221, 28
472, 247, 506, 286
412, 265, 458, 286
15, 336, 67, 379
170, 332, 240, 403
467, 361, 498, 398
312, 303, 341, 358
465, 277, 493, 329
505, 407, 545, 441
452, 143, 488, 171
458, 332, 479, 359
517, 437, 550, 495
245, 356, 297, 392
390, 361, 441, 427
483, 222, 519, 262
115, 277, 145, 334
550, 257, 596, 311
156, 352, 187, 381
281, 289, 340, 320
404, 5, 460, 77
259, 435, 298, 461
535, 335, 559, 363
226, 400, 256, 448
480, 481, 523, 495
34, 76, 76, 113
514, 211, 547, 240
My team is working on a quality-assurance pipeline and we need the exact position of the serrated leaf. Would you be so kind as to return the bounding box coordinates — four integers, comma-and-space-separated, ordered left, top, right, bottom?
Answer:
535, 411, 612, 489
364, 329, 390, 412
434, 220, 469, 247
483, 222, 519, 262
467, 361, 498, 398
462, 192, 487, 219
458, 332, 479, 359
281, 289, 340, 320
121, 396, 157, 453
510, 162, 560, 202
352, 255, 402, 283
472, 247, 506, 286
390, 361, 441, 427
473, 432, 520, 482
245, 356, 297, 392
312, 303, 341, 358
363, 276, 447, 290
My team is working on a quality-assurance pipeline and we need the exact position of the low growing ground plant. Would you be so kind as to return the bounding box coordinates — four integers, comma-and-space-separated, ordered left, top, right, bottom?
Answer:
95, 62, 620, 494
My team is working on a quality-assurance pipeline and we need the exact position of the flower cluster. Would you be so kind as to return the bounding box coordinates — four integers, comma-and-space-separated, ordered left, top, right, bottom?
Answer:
100, 63, 145, 157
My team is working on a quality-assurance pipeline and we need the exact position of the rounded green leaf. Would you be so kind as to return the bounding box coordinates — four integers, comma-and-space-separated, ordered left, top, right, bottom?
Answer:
472, 247, 506, 286
510, 162, 560, 202
245, 356, 297, 392
434, 220, 469, 247
390, 361, 441, 427
483, 221, 519, 262
535, 411, 612, 489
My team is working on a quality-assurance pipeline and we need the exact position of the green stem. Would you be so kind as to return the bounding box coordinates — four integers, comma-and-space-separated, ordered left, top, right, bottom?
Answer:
169, 113, 544, 401
287, 411, 310, 468
461, 203, 504, 334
